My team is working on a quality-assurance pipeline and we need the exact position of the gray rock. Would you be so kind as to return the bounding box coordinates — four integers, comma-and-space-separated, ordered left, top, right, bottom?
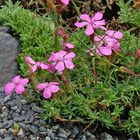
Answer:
85, 131, 97, 140
71, 126, 79, 138
3, 137, 12, 140
14, 116, 24, 122
128, 138, 135, 140
27, 125, 38, 134
3, 120, 13, 129
0, 32, 19, 86
81, 135, 87, 140
31, 103, 42, 113
0, 26, 10, 33
39, 126, 47, 132
45, 136, 51, 140
0, 129, 6, 136
57, 128, 71, 138
47, 129, 55, 139
11, 106, 18, 110
17, 128, 25, 137
4, 94, 12, 103
101, 132, 114, 140
58, 133, 68, 138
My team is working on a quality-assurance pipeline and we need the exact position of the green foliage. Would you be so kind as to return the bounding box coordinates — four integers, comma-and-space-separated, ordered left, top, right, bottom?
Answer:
0, 2, 140, 138
118, 0, 140, 26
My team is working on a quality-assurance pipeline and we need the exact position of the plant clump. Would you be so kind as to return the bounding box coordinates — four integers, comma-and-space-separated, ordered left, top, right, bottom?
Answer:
0, 1, 140, 139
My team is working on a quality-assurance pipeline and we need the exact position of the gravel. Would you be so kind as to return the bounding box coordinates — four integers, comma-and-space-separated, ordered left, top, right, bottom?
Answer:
0, 90, 136, 140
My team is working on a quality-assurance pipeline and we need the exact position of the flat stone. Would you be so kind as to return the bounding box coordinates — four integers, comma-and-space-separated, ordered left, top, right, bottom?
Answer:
0, 32, 19, 87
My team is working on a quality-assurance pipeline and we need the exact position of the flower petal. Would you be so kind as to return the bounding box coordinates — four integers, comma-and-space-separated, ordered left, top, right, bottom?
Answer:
15, 85, 25, 94
37, 83, 48, 90
49, 82, 59, 85
75, 22, 88, 28
4, 83, 14, 94
49, 85, 60, 93
64, 52, 76, 59
92, 12, 103, 21
61, 0, 70, 5
85, 24, 94, 36
26, 56, 36, 64
55, 61, 65, 72
12, 75, 20, 83
80, 14, 90, 22
32, 65, 37, 73
20, 78, 29, 86
40, 63, 49, 70
99, 46, 112, 56
64, 60, 74, 69
64, 43, 74, 49
43, 88, 52, 99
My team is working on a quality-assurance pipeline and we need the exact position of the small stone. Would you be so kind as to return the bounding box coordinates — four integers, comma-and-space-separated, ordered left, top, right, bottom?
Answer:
81, 135, 87, 140
101, 132, 114, 140
47, 129, 55, 139
45, 136, 51, 140
57, 128, 70, 137
0, 129, 6, 136
11, 106, 18, 110
31, 103, 42, 113
71, 126, 79, 138
128, 138, 135, 140
4, 94, 12, 103
17, 128, 25, 137
27, 125, 38, 134
58, 133, 68, 138
39, 126, 47, 132
14, 116, 24, 122
3, 120, 13, 129
85, 131, 97, 140
3, 137, 12, 140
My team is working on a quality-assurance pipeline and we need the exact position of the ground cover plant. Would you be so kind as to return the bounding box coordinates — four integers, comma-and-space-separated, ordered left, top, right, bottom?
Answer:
0, 0, 140, 139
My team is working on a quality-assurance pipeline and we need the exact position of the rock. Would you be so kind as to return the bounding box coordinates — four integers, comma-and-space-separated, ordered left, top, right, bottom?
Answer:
71, 126, 79, 138
11, 106, 18, 110
39, 126, 47, 132
0, 129, 6, 136
0, 32, 19, 87
57, 128, 70, 138
45, 136, 51, 140
31, 103, 42, 113
3, 120, 13, 129
85, 131, 97, 140
0, 26, 10, 33
17, 128, 25, 137
4, 94, 12, 103
3, 137, 12, 140
128, 138, 135, 140
27, 125, 38, 134
101, 132, 114, 140
14, 116, 24, 122
47, 129, 55, 139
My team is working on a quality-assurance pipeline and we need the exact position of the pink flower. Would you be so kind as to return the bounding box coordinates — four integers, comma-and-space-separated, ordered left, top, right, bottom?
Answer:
48, 51, 76, 74
75, 12, 106, 36
61, 39, 75, 52
26, 56, 48, 73
37, 82, 60, 99
61, 0, 70, 5
93, 30, 123, 56
4, 75, 29, 95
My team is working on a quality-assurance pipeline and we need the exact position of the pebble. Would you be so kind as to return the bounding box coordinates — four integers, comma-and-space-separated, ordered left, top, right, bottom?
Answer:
101, 132, 114, 140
